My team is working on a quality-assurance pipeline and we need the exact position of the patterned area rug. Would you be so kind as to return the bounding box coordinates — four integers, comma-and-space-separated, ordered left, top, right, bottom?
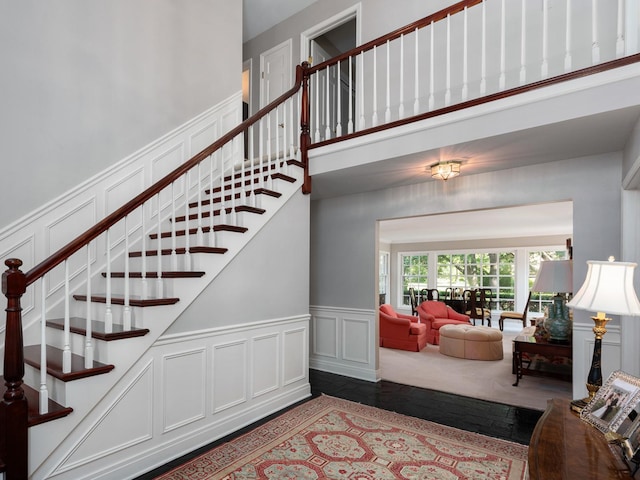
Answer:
156, 395, 528, 479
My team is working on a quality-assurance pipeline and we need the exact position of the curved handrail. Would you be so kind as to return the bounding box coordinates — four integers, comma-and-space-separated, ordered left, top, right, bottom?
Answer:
23, 64, 308, 287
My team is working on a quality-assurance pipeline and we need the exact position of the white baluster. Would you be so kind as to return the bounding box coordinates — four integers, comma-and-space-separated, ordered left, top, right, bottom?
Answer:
520, 0, 527, 84
399, 35, 405, 119
429, 21, 435, 110
359, 54, 365, 130
259, 117, 265, 191
171, 181, 179, 269
196, 163, 204, 245
288, 95, 295, 159
267, 112, 273, 190
208, 158, 217, 246
445, 14, 451, 106
372, 45, 378, 127
39, 278, 49, 414
62, 260, 71, 373
348, 56, 354, 134
462, 7, 468, 101
248, 127, 256, 207
541, 0, 549, 78
616, 0, 625, 58
565, 0, 573, 71
480, 1, 487, 95
184, 174, 192, 269
140, 207, 148, 299
385, 40, 391, 123
336, 60, 343, 136
413, 28, 420, 116
592, 0, 600, 64
325, 66, 331, 139
123, 216, 132, 329
84, 244, 94, 368
499, 0, 506, 91
314, 74, 321, 142
105, 230, 113, 332
158, 193, 166, 292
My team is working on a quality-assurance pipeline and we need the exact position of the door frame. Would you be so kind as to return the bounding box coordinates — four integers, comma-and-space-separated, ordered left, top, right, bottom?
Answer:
299, 3, 362, 65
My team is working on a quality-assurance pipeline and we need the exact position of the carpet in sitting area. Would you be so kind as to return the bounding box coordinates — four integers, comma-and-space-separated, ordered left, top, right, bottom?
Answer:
155, 395, 528, 479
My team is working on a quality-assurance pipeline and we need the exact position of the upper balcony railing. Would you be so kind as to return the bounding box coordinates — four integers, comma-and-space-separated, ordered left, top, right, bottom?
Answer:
305, 0, 639, 149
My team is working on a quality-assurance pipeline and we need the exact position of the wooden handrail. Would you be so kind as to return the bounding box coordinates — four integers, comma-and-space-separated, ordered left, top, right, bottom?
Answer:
307, 0, 482, 75
308, 52, 640, 150
23, 64, 308, 287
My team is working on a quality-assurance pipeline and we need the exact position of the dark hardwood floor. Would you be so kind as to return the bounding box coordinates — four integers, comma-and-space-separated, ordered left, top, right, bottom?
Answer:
136, 369, 542, 479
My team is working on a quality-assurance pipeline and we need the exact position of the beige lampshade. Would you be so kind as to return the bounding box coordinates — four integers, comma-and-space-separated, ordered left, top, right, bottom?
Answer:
532, 260, 573, 294
567, 258, 640, 316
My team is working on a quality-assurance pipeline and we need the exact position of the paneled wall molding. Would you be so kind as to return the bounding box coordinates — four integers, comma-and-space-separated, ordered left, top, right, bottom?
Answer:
621, 189, 640, 376
309, 305, 378, 383
33, 315, 310, 480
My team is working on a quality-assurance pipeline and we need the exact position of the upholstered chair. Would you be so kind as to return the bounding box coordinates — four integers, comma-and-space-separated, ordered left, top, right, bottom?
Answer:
417, 300, 472, 345
379, 304, 428, 351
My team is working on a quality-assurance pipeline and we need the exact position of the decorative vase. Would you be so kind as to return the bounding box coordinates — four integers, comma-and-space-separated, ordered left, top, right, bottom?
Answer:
544, 295, 572, 343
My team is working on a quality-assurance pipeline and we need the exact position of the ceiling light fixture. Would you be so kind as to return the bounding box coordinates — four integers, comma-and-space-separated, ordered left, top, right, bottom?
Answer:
430, 161, 461, 181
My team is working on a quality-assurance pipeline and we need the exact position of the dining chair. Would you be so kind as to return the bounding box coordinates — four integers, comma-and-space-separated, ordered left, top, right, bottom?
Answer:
498, 291, 532, 331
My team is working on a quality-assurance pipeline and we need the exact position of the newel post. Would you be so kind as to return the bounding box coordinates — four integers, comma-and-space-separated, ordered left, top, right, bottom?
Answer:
2, 258, 28, 480
299, 62, 312, 194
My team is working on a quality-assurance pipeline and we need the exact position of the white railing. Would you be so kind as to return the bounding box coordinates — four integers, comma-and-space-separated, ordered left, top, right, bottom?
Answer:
307, 0, 637, 144
19, 89, 301, 415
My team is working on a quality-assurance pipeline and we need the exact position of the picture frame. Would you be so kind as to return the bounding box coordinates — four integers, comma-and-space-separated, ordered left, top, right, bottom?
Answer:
622, 415, 640, 461
581, 370, 640, 434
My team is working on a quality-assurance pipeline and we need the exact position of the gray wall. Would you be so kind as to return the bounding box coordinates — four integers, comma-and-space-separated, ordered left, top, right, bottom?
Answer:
168, 189, 310, 333
0, 0, 241, 228
310, 154, 622, 315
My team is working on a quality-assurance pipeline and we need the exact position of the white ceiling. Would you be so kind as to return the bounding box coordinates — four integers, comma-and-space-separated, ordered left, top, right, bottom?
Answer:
243, 0, 318, 42
379, 202, 573, 244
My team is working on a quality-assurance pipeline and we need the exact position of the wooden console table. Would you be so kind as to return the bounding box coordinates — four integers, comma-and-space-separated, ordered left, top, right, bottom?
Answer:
512, 338, 572, 386
529, 398, 633, 479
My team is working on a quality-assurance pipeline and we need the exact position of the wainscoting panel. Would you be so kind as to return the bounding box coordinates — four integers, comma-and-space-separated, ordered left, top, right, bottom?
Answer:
104, 166, 145, 249
310, 306, 378, 382
41, 315, 310, 480
311, 314, 338, 358
212, 340, 248, 413
283, 327, 307, 386
252, 333, 280, 398
162, 348, 207, 433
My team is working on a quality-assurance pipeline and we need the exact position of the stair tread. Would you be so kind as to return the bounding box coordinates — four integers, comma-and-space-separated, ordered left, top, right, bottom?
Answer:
129, 246, 227, 257
173, 205, 266, 223
0, 383, 73, 427
102, 271, 205, 278
190, 188, 280, 208
150, 224, 248, 239
24, 345, 114, 382
47, 317, 150, 341
73, 294, 180, 307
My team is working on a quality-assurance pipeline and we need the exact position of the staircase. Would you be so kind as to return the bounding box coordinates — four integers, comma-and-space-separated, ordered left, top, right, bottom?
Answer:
3, 0, 640, 477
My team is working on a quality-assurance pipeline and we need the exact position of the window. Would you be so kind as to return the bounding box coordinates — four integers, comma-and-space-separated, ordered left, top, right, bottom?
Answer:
436, 252, 515, 310
400, 254, 428, 307
379, 251, 389, 304
528, 249, 569, 314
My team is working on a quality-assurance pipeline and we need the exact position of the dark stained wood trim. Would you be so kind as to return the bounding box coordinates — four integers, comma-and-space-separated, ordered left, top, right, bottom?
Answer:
46, 318, 150, 342
72, 295, 180, 307
23, 345, 114, 382
309, 53, 640, 150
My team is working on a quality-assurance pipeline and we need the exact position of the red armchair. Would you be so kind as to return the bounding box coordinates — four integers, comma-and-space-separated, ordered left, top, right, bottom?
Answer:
379, 304, 428, 352
417, 300, 471, 345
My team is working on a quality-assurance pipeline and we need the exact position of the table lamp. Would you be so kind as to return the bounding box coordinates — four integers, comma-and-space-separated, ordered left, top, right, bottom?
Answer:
532, 260, 573, 343
567, 257, 640, 413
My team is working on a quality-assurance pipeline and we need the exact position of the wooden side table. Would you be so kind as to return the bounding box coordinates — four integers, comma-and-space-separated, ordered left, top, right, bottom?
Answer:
512, 338, 572, 386
529, 398, 633, 479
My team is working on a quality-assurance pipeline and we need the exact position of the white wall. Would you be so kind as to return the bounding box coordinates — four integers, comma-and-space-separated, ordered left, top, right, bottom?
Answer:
0, 0, 241, 228
167, 188, 311, 333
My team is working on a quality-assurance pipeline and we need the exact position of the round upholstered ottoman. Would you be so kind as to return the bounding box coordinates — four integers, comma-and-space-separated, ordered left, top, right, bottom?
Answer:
439, 324, 503, 360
